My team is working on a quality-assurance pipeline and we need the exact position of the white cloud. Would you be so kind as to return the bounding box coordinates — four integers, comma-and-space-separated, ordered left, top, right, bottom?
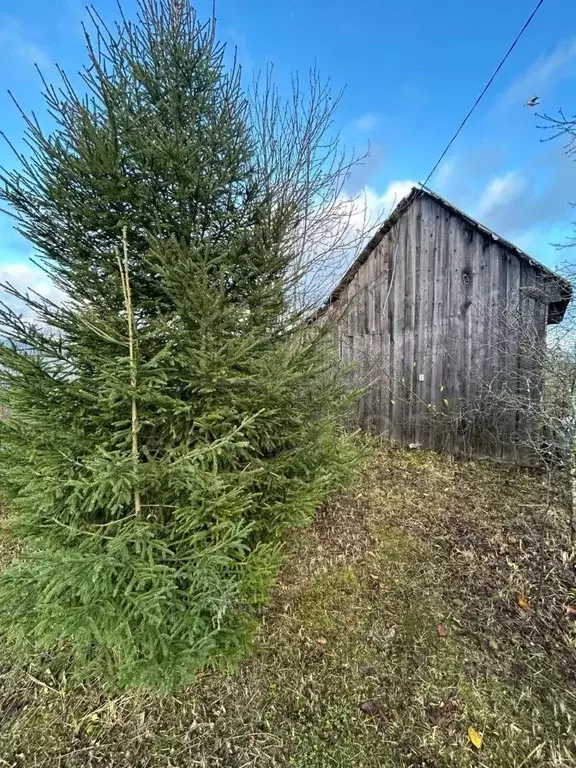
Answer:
500, 37, 576, 108
333, 180, 417, 242
0, 15, 50, 70
329, 179, 417, 241
0, 221, 65, 311
0, 262, 65, 314
375, 179, 418, 215
355, 112, 379, 132
475, 171, 526, 219
332, 179, 418, 246
294, 179, 417, 308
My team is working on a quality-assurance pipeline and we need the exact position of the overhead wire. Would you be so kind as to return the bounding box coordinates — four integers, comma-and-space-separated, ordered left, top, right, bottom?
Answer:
319, 0, 548, 318
420, 0, 547, 190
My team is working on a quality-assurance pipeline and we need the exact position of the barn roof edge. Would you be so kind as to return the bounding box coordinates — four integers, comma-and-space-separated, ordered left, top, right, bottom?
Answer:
311, 185, 571, 325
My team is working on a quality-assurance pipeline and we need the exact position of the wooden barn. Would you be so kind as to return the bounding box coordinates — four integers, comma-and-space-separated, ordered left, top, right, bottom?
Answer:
314, 186, 572, 461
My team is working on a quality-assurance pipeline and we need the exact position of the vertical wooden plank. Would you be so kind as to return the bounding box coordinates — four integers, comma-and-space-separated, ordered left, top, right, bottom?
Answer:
532, 293, 548, 461
386, 223, 398, 439
395, 213, 409, 443
481, 239, 500, 455
515, 261, 545, 461
429, 202, 446, 450
440, 209, 455, 453
353, 259, 367, 425
418, 195, 438, 449
445, 214, 460, 452
412, 198, 424, 447
402, 203, 416, 444
471, 234, 491, 456
373, 239, 384, 334
367, 253, 378, 431
492, 244, 507, 459
371, 247, 382, 431
341, 285, 352, 366
387, 214, 402, 443
378, 231, 393, 435
503, 250, 521, 460
354, 333, 365, 428
456, 221, 475, 455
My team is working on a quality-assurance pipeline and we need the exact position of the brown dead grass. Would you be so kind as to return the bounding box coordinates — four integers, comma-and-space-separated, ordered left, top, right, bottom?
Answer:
1, 444, 575, 767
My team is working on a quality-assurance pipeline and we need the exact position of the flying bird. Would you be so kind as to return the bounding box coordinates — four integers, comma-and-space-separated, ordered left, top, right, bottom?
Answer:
524, 95, 539, 107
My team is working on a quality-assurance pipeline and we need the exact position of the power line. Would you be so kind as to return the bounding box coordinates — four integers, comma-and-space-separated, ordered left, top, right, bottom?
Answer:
421, 0, 547, 190
315, 0, 548, 318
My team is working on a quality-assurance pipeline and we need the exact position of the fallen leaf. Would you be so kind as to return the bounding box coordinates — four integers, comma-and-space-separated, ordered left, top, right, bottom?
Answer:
565, 605, 576, 620
316, 637, 327, 646
468, 726, 483, 750
516, 593, 530, 611
437, 624, 448, 638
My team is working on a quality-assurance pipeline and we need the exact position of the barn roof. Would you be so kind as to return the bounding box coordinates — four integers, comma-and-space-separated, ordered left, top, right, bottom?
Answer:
316, 185, 572, 324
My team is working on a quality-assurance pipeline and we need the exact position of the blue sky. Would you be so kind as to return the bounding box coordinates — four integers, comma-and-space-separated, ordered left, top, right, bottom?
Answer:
0, 0, 575, 297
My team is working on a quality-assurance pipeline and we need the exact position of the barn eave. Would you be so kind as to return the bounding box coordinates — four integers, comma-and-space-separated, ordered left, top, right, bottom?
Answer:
314, 186, 571, 325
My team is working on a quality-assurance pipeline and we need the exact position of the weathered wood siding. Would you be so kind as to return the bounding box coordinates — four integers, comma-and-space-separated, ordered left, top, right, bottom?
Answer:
325, 193, 552, 461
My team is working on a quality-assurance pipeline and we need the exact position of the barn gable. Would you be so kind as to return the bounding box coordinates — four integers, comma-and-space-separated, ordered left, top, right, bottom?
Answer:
317, 187, 572, 461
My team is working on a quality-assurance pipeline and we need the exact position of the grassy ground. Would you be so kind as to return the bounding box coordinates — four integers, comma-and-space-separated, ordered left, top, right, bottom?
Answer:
1, 445, 575, 767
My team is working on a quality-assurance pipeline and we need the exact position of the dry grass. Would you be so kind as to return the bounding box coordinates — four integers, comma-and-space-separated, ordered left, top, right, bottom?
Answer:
1, 445, 575, 767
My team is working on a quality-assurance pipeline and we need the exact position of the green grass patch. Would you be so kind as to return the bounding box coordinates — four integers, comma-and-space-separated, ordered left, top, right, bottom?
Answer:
1, 445, 575, 766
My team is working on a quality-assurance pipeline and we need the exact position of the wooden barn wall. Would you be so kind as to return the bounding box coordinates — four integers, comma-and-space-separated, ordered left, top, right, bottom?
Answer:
324, 194, 550, 461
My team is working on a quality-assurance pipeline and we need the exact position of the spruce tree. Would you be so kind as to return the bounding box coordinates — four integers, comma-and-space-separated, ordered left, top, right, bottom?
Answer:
0, 1, 357, 689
